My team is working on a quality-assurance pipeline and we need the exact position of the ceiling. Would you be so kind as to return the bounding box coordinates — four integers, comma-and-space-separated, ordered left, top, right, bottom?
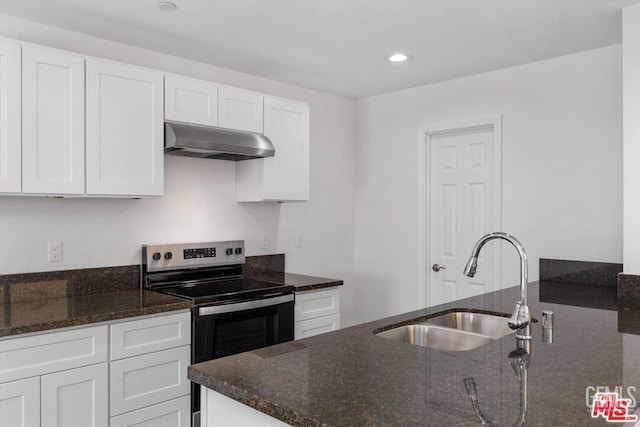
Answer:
0, 0, 638, 98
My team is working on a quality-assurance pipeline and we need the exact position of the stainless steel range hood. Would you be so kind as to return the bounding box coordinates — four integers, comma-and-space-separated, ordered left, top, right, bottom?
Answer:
164, 121, 275, 161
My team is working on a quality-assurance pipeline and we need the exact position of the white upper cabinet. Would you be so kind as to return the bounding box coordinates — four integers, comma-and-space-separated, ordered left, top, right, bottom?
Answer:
165, 74, 218, 127
86, 59, 163, 196
0, 40, 21, 194
22, 46, 85, 195
237, 97, 310, 202
218, 86, 264, 133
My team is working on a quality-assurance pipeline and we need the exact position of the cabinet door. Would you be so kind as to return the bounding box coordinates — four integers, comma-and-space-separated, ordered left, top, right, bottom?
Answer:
263, 97, 310, 201
22, 46, 85, 195
0, 39, 21, 193
86, 59, 163, 196
0, 377, 40, 427
41, 363, 108, 427
236, 97, 310, 202
218, 86, 263, 133
165, 75, 218, 126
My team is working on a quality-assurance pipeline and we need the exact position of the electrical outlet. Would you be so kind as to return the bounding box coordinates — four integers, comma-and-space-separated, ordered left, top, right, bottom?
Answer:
48, 241, 62, 262
260, 233, 269, 250
296, 232, 304, 247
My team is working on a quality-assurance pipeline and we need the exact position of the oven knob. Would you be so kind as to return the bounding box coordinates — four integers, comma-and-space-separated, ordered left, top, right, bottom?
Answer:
152, 252, 161, 261
225, 248, 233, 256
164, 252, 173, 260
235, 247, 243, 255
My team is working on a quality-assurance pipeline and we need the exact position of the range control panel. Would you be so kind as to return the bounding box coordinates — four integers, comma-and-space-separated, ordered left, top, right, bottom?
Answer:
184, 247, 216, 259
143, 240, 244, 272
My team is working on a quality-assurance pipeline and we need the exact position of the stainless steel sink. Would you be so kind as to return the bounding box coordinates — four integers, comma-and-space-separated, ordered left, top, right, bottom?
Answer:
425, 311, 514, 340
375, 310, 515, 351
375, 324, 493, 351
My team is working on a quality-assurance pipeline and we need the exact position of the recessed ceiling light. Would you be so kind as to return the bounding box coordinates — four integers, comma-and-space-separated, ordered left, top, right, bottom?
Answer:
158, 2, 177, 11
386, 53, 412, 63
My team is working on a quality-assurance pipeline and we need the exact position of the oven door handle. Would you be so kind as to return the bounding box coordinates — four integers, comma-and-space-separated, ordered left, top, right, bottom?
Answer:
198, 294, 294, 316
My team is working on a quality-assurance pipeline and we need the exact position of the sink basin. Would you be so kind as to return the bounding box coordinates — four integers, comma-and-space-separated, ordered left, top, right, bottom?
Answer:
424, 311, 514, 340
375, 324, 492, 351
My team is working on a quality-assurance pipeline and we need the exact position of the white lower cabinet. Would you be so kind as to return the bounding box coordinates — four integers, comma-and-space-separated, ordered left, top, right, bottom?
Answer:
0, 377, 40, 427
0, 310, 191, 427
294, 287, 341, 340
110, 396, 190, 427
41, 363, 108, 427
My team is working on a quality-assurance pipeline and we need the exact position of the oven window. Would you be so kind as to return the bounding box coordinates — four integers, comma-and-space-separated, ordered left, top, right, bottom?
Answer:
214, 314, 271, 358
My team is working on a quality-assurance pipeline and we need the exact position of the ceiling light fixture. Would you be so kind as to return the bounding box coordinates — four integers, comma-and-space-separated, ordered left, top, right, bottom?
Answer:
158, 1, 177, 11
386, 53, 412, 63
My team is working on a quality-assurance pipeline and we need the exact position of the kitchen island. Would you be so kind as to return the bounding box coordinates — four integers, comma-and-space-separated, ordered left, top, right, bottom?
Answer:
188, 281, 640, 426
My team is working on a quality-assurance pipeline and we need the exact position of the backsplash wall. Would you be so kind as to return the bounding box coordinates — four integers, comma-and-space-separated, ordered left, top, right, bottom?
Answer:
0, 15, 358, 326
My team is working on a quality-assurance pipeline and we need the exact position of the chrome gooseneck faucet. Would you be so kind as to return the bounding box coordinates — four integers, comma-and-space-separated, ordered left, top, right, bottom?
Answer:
463, 232, 532, 344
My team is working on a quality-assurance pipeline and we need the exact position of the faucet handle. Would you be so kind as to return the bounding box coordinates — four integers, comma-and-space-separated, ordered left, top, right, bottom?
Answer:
508, 301, 530, 330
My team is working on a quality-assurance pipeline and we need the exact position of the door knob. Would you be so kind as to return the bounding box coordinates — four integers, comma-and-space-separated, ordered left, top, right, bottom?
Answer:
432, 264, 446, 272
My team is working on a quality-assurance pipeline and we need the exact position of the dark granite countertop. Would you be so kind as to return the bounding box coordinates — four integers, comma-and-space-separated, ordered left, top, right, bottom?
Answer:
245, 254, 343, 292
189, 280, 640, 426
249, 271, 343, 292
0, 266, 193, 337
0, 290, 192, 337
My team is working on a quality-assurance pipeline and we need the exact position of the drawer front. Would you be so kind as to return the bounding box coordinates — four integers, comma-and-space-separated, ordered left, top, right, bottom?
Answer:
110, 311, 190, 360
294, 288, 340, 321
295, 313, 340, 340
0, 325, 108, 383
109, 346, 190, 416
110, 395, 190, 427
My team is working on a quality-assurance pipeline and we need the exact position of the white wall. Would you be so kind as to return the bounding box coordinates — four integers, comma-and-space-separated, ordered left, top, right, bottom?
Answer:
355, 46, 622, 322
623, 4, 640, 274
0, 15, 358, 326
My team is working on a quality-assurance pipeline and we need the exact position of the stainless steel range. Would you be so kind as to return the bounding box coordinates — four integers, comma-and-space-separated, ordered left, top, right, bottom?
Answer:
141, 240, 294, 427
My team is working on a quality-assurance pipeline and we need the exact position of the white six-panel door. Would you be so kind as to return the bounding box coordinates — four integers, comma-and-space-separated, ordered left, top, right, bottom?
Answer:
86, 59, 163, 196
22, 46, 85, 195
429, 127, 496, 306
0, 39, 21, 193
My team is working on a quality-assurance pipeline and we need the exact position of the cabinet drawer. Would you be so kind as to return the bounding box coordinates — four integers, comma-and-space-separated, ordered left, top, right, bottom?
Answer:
109, 346, 190, 416
0, 325, 108, 383
0, 377, 40, 427
110, 395, 190, 427
110, 311, 190, 360
294, 288, 340, 321
295, 313, 340, 340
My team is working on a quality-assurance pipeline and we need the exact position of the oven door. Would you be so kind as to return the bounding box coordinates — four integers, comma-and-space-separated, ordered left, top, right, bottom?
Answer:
191, 293, 294, 425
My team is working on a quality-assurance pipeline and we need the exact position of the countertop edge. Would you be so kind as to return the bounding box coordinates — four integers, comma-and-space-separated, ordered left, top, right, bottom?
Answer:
188, 366, 325, 427
0, 299, 192, 338
292, 280, 343, 292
